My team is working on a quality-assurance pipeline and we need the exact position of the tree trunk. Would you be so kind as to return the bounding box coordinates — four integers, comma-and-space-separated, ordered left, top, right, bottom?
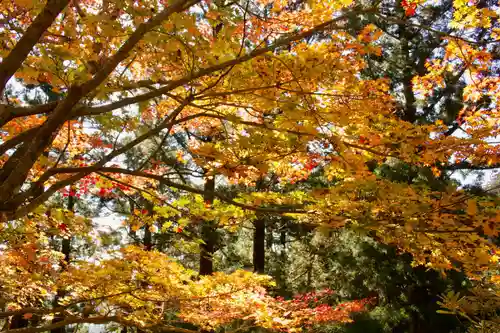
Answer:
252, 177, 266, 274
253, 217, 265, 274
199, 175, 215, 276
144, 201, 154, 251
9, 315, 28, 330
0, 0, 70, 96
144, 226, 152, 251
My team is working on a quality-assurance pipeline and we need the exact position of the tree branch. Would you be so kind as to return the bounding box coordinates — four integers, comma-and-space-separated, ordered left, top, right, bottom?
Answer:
0, 102, 58, 128
0, 126, 40, 156
444, 161, 500, 171
0, 0, 199, 203
1, 316, 117, 333
0, 289, 137, 319
9, 99, 191, 218
1, 5, 376, 217
0, 0, 70, 96
38, 166, 307, 214
0, 8, 368, 124
55, 7, 373, 118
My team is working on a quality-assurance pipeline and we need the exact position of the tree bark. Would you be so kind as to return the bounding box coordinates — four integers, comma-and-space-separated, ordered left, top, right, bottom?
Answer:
0, 8, 362, 221
253, 217, 265, 274
0, 0, 70, 96
9, 315, 28, 330
144, 201, 154, 251
0, 0, 197, 209
199, 175, 215, 276
144, 225, 153, 251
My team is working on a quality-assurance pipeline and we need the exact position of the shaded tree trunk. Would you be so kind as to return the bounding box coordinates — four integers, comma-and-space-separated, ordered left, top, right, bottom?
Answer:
253, 177, 266, 274
144, 201, 154, 251
199, 175, 215, 276
144, 226, 152, 251
9, 314, 28, 330
253, 217, 265, 274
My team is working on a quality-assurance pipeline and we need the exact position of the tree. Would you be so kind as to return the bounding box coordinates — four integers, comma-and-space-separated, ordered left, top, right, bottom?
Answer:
1, 0, 499, 332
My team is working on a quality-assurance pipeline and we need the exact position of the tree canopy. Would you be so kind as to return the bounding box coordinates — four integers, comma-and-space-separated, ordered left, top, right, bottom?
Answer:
0, 0, 499, 332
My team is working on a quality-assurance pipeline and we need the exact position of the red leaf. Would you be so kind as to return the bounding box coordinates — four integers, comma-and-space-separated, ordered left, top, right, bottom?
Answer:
405, 5, 416, 16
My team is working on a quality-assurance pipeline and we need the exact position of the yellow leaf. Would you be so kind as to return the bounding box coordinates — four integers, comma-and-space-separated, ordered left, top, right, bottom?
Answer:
467, 199, 477, 216
475, 249, 490, 265
220, 215, 229, 225
162, 221, 173, 232
483, 223, 497, 237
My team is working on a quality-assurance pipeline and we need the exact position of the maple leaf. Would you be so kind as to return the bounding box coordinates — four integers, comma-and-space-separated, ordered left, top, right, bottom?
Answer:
467, 199, 477, 216
402, 0, 418, 16
405, 5, 416, 16
0, 0, 499, 331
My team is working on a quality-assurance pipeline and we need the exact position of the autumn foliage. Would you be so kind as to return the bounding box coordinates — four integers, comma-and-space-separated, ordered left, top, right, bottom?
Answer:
0, 0, 499, 332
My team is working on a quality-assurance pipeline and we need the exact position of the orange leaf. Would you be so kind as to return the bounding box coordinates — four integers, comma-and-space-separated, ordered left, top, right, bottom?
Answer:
467, 199, 477, 216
